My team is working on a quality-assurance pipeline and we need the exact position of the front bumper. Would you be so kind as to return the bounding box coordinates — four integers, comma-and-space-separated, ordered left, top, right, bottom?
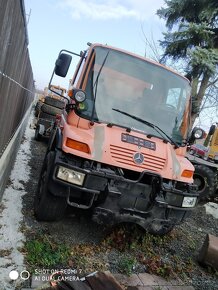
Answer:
48, 150, 198, 212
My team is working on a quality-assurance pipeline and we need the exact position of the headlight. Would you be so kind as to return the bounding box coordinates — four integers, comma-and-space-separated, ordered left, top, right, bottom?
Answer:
194, 129, 204, 139
57, 166, 85, 185
182, 196, 197, 208
74, 90, 86, 103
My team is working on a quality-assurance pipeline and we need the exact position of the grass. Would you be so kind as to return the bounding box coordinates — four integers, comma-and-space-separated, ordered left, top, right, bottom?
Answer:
101, 223, 172, 256
101, 224, 197, 278
118, 255, 137, 276
69, 244, 108, 274
23, 224, 198, 279
25, 234, 70, 270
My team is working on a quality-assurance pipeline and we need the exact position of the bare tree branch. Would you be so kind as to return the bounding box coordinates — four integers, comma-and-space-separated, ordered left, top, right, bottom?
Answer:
207, 76, 218, 87
140, 23, 162, 62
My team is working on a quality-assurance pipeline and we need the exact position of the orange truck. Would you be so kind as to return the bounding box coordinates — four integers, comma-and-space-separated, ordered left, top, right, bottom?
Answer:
34, 43, 204, 235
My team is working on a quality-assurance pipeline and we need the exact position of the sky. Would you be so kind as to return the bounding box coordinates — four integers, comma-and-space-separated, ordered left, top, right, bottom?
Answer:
24, 0, 166, 90
23, 0, 217, 130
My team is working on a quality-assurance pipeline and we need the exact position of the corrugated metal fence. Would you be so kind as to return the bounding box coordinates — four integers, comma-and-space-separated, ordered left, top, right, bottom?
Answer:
0, 0, 34, 158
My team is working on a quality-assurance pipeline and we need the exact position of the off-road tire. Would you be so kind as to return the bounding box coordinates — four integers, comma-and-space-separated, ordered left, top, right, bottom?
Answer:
39, 111, 56, 121
35, 101, 43, 117
193, 164, 217, 204
34, 126, 42, 141
147, 222, 175, 236
44, 96, 65, 109
41, 103, 63, 116
34, 151, 67, 221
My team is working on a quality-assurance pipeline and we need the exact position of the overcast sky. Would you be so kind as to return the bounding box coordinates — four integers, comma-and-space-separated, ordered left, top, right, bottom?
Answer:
23, 0, 218, 130
24, 0, 166, 89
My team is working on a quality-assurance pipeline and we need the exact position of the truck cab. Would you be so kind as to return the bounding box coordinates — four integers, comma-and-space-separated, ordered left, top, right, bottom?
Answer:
34, 43, 202, 235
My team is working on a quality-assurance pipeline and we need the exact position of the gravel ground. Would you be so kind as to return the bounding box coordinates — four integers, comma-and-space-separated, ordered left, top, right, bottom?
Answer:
19, 115, 218, 290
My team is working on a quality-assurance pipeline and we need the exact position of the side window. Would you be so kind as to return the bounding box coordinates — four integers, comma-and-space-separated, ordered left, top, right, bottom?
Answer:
166, 88, 181, 108
72, 57, 86, 87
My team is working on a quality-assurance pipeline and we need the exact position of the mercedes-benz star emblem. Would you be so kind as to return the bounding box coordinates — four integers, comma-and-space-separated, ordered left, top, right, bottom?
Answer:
133, 152, 144, 164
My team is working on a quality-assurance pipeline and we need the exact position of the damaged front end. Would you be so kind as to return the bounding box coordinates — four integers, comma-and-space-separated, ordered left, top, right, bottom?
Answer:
49, 150, 198, 235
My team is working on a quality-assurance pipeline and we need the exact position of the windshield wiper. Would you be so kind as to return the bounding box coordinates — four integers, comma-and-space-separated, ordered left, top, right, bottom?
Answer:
90, 51, 110, 123
112, 108, 179, 148
107, 122, 131, 132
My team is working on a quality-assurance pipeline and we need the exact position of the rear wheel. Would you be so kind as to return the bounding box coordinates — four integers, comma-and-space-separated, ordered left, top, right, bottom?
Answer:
44, 96, 65, 109
34, 151, 67, 221
35, 101, 43, 117
41, 103, 63, 116
39, 111, 56, 121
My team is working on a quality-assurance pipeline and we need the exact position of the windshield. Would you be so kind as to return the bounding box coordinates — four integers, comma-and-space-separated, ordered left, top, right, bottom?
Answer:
77, 46, 191, 145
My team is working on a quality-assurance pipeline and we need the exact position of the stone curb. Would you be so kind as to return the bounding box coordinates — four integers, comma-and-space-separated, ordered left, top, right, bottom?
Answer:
113, 273, 195, 290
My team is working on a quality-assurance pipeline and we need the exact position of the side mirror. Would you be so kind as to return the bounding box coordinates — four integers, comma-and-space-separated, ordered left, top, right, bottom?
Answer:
55, 53, 72, 77
188, 127, 205, 145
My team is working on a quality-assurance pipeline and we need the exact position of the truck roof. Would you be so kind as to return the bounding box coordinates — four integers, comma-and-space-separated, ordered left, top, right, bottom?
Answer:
90, 43, 190, 83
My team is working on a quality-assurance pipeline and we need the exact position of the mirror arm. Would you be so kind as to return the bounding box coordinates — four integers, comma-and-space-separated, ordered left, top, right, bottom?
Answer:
58, 49, 82, 58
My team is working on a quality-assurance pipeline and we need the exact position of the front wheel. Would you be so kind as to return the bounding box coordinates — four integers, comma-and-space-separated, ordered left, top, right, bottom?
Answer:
35, 126, 42, 141
147, 221, 175, 236
34, 151, 67, 221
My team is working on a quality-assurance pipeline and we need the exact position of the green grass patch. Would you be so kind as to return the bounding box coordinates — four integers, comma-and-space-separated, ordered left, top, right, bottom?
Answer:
25, 235, 70, 269
118, 255, 137, 276
23, 224, 197, 280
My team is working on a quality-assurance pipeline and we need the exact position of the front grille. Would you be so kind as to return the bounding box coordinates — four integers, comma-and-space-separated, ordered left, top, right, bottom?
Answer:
110, 144, 166, 172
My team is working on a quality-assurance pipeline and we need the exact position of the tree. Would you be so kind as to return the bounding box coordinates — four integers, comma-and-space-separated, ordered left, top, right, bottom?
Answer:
157, 0, 218, 126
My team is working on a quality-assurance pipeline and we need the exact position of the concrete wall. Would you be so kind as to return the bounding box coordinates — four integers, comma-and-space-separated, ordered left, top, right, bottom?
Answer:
0, 0, 34, 199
